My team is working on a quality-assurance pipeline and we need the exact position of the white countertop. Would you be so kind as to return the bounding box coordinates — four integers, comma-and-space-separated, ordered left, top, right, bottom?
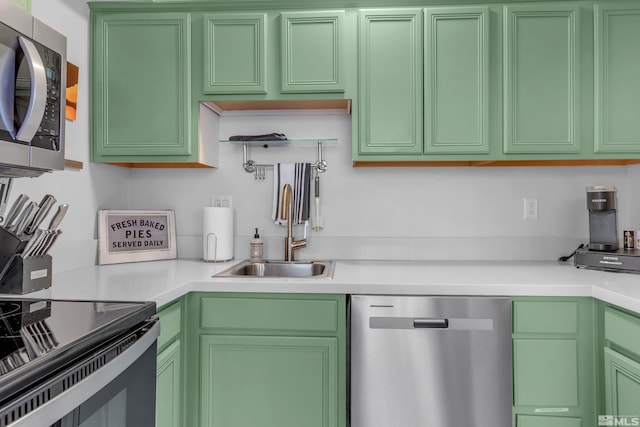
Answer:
8, 259, 640, 313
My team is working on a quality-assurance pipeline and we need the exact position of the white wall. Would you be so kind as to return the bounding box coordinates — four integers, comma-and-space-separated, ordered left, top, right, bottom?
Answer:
9, 0, 130, 273
129, 110, 633, 262
9, 0, 638, 272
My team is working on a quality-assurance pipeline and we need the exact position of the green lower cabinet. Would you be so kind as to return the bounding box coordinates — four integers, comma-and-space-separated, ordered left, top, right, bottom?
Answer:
156, 340, 182, 427
185, 293, 346, 427
200, 335, 338, 427
156, 300, 184, 427
515, 415, 582, 427
604, 348, 640, 415
512, 298, 596, 426
8, 0, 30, 12
603, 306, 640, 417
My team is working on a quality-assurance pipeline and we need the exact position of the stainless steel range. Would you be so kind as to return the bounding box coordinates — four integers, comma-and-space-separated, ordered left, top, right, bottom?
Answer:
0, 298, 159, 427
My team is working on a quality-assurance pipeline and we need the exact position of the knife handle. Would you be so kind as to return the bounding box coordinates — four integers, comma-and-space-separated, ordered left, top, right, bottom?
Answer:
48, 204, 69, 230
3, 194, 29, 229
15, 203, 39, 236
24, 195, 56, 235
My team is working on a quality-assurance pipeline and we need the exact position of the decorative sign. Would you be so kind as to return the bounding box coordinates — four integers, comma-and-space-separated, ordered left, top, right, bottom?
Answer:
98, 210, 177, 265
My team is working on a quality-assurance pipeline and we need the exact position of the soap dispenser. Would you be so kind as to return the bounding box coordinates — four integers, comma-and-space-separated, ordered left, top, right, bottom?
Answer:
250, 228, 264, 262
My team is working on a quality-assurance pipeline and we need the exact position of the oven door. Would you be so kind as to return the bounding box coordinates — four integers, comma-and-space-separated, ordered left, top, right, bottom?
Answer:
3, 319, 159, 427
56, 335, 158, 427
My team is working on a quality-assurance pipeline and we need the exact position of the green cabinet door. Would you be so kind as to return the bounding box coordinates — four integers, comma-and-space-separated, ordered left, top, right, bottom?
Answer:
515, 415, 582, 427
156, 300, 183, 427
424, 7, 490, 154
157, 340, 182, 427
514, 338, 580, 407
512, 298, 596, 423
358, 9, 423, 155
91, 12, 191, 159
200, 335, 338, 427
280, 11, 345, 93
604, 348, 640, 416
594, 4, 640, 154
8, 0, 30, 12
503, 4, 581, 154
202, 13, 267, 94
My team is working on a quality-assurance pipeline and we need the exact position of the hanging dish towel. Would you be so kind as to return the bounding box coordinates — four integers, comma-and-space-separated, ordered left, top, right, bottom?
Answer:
272, 163, 311, 225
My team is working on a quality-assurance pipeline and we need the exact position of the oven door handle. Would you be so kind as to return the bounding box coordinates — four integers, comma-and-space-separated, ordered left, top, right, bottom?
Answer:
14, 36, 47, 142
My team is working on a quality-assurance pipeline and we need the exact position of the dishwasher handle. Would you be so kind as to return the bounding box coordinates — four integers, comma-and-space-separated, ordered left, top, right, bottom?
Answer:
413, 318, 449, 329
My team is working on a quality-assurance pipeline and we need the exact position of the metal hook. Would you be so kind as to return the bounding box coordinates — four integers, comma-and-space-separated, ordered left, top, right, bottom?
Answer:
313, 141, 328, 173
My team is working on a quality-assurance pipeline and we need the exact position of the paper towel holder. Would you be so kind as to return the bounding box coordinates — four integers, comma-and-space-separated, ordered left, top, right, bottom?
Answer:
205, 232, 233, 263
204, 232, 218, 262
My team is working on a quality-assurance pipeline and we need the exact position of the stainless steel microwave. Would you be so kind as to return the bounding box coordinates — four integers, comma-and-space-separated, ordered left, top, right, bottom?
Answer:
0, 0, 66, 178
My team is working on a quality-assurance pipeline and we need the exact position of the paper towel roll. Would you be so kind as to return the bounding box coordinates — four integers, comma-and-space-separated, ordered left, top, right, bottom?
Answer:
203, 207, 234, 262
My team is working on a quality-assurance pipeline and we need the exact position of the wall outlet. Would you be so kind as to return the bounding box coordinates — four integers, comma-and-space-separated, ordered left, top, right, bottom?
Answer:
212, 195, 233, 208
523, 198, 538, 220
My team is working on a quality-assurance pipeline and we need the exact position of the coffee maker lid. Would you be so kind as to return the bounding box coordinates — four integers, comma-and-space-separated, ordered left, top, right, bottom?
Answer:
587, 185, 616, 193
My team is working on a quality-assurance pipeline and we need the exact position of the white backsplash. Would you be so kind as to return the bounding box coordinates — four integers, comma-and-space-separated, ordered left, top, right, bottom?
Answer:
6, 0, 639, 274
130, 110, 632, 262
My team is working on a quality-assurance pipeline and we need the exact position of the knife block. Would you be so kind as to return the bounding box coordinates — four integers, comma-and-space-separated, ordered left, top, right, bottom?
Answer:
0, 254, 52, 294
0, 227, 51, 294
0, 227, 29, 272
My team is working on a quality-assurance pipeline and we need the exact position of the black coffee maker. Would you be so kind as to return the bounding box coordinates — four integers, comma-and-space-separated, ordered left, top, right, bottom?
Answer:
587, 186, 618, 251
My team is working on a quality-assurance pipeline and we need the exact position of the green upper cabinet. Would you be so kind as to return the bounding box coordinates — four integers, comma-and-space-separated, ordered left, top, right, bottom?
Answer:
202, 13, 267, 94
280, 11, 346, 93
503, 4, 581, 154
358, 9, 423, 155
594, 3, 640, 154
424, 7, 490, 154
91, 11, 192, 160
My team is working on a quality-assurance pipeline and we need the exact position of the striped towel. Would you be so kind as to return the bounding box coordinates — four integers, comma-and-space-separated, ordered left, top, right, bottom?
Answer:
272, 163, 311, 225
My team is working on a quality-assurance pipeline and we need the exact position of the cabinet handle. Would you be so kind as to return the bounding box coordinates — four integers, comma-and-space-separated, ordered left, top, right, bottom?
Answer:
413, 318, 449, 329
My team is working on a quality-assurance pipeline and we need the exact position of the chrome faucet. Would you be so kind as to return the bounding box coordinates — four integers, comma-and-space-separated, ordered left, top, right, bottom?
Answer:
280, 184, 306, 261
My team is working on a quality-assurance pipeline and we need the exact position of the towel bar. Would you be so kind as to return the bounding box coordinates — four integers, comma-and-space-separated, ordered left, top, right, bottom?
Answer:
242, 140, 328, 180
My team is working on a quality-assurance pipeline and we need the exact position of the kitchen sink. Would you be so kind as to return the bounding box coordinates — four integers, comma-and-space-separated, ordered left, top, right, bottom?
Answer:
215, 260, 334, 279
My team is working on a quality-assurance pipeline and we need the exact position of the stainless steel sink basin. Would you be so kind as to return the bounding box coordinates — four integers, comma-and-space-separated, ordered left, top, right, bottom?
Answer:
215, 260, 334, 278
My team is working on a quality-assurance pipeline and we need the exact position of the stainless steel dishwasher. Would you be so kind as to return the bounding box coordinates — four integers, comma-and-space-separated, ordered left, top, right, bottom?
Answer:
350, 295, 512, 427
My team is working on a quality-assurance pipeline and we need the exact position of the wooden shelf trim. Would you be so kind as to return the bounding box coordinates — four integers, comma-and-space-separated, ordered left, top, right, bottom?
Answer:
64, 159, 84, 170
107, 162, 214, 169
353, 159, 640, 167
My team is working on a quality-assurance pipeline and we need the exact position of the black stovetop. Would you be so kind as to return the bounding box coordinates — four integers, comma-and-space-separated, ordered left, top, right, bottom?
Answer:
0, 298, 155, 404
